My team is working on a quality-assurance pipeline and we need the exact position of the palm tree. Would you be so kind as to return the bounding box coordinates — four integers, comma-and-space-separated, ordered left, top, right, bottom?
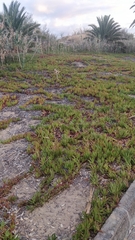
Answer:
130, 2, 135, 27
0, 1, 41, 66
0, 1, 40, 35
86, 15, 122, 42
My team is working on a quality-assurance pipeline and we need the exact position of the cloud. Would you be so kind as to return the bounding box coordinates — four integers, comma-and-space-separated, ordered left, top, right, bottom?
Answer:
20, 0, 114, 36
23, 0, 113, 19
0, 0, 135, 36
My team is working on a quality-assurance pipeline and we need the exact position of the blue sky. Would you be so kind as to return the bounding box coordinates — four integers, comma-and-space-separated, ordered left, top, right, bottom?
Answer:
0, 0, 135, 36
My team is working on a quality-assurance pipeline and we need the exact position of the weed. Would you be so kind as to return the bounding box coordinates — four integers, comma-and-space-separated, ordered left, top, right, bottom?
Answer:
47, 234, 57, 240
0, 220, 19, 240
0, 118, 20, 130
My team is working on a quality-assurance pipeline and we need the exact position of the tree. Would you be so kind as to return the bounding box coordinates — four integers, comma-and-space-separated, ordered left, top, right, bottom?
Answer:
86, 15, 122, 42
130, 2, 135, 28
0, 1, 41, 66
0, 1, 40, 35
120, 29, 134, 40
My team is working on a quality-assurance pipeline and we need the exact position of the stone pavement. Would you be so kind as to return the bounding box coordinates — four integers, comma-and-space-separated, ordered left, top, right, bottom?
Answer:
127, 225, 135, 240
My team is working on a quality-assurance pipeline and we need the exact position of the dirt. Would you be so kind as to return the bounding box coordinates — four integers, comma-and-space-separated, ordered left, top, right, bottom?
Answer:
98, 71, 123, 76
0, 89, 91, 240
81, 96, 96, 102
129, 95, 135, 99
71, 61, 88, 68
123, 57, 135, 62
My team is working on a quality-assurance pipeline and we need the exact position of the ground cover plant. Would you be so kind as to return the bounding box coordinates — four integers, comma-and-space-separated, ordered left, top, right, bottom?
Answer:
1, 53, 135, 239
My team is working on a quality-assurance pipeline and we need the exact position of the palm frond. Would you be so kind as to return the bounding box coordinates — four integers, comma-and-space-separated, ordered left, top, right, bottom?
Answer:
1, 1, 40, 35
86, 15, 122, 42
130, 2, 135, 27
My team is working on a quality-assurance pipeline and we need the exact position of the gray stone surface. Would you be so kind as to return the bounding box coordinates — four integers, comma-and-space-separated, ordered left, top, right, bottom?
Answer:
94, 207, 129, 240
119, 182, 135, 226
0, 139, 31, 186
127, 225, 135, 240
15, 168, 91, 240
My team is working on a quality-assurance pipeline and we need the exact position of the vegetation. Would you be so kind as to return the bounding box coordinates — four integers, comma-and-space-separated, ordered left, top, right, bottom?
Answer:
0, 221, 19, 240
86, 15, 122, 42
1, 1, 135, 239
0, 1, 135, 66
1, 52, 135, 239
0, 1, 39, 34
130, 1, 135, 27
0, 0, 41, 67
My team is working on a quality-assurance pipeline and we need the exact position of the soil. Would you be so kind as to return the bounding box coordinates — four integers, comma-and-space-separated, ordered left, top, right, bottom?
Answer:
0, 89, 91, 239
71, 61, 88, 68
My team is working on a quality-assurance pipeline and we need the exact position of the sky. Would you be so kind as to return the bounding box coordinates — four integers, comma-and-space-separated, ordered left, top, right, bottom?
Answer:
0, 0, 135, 37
